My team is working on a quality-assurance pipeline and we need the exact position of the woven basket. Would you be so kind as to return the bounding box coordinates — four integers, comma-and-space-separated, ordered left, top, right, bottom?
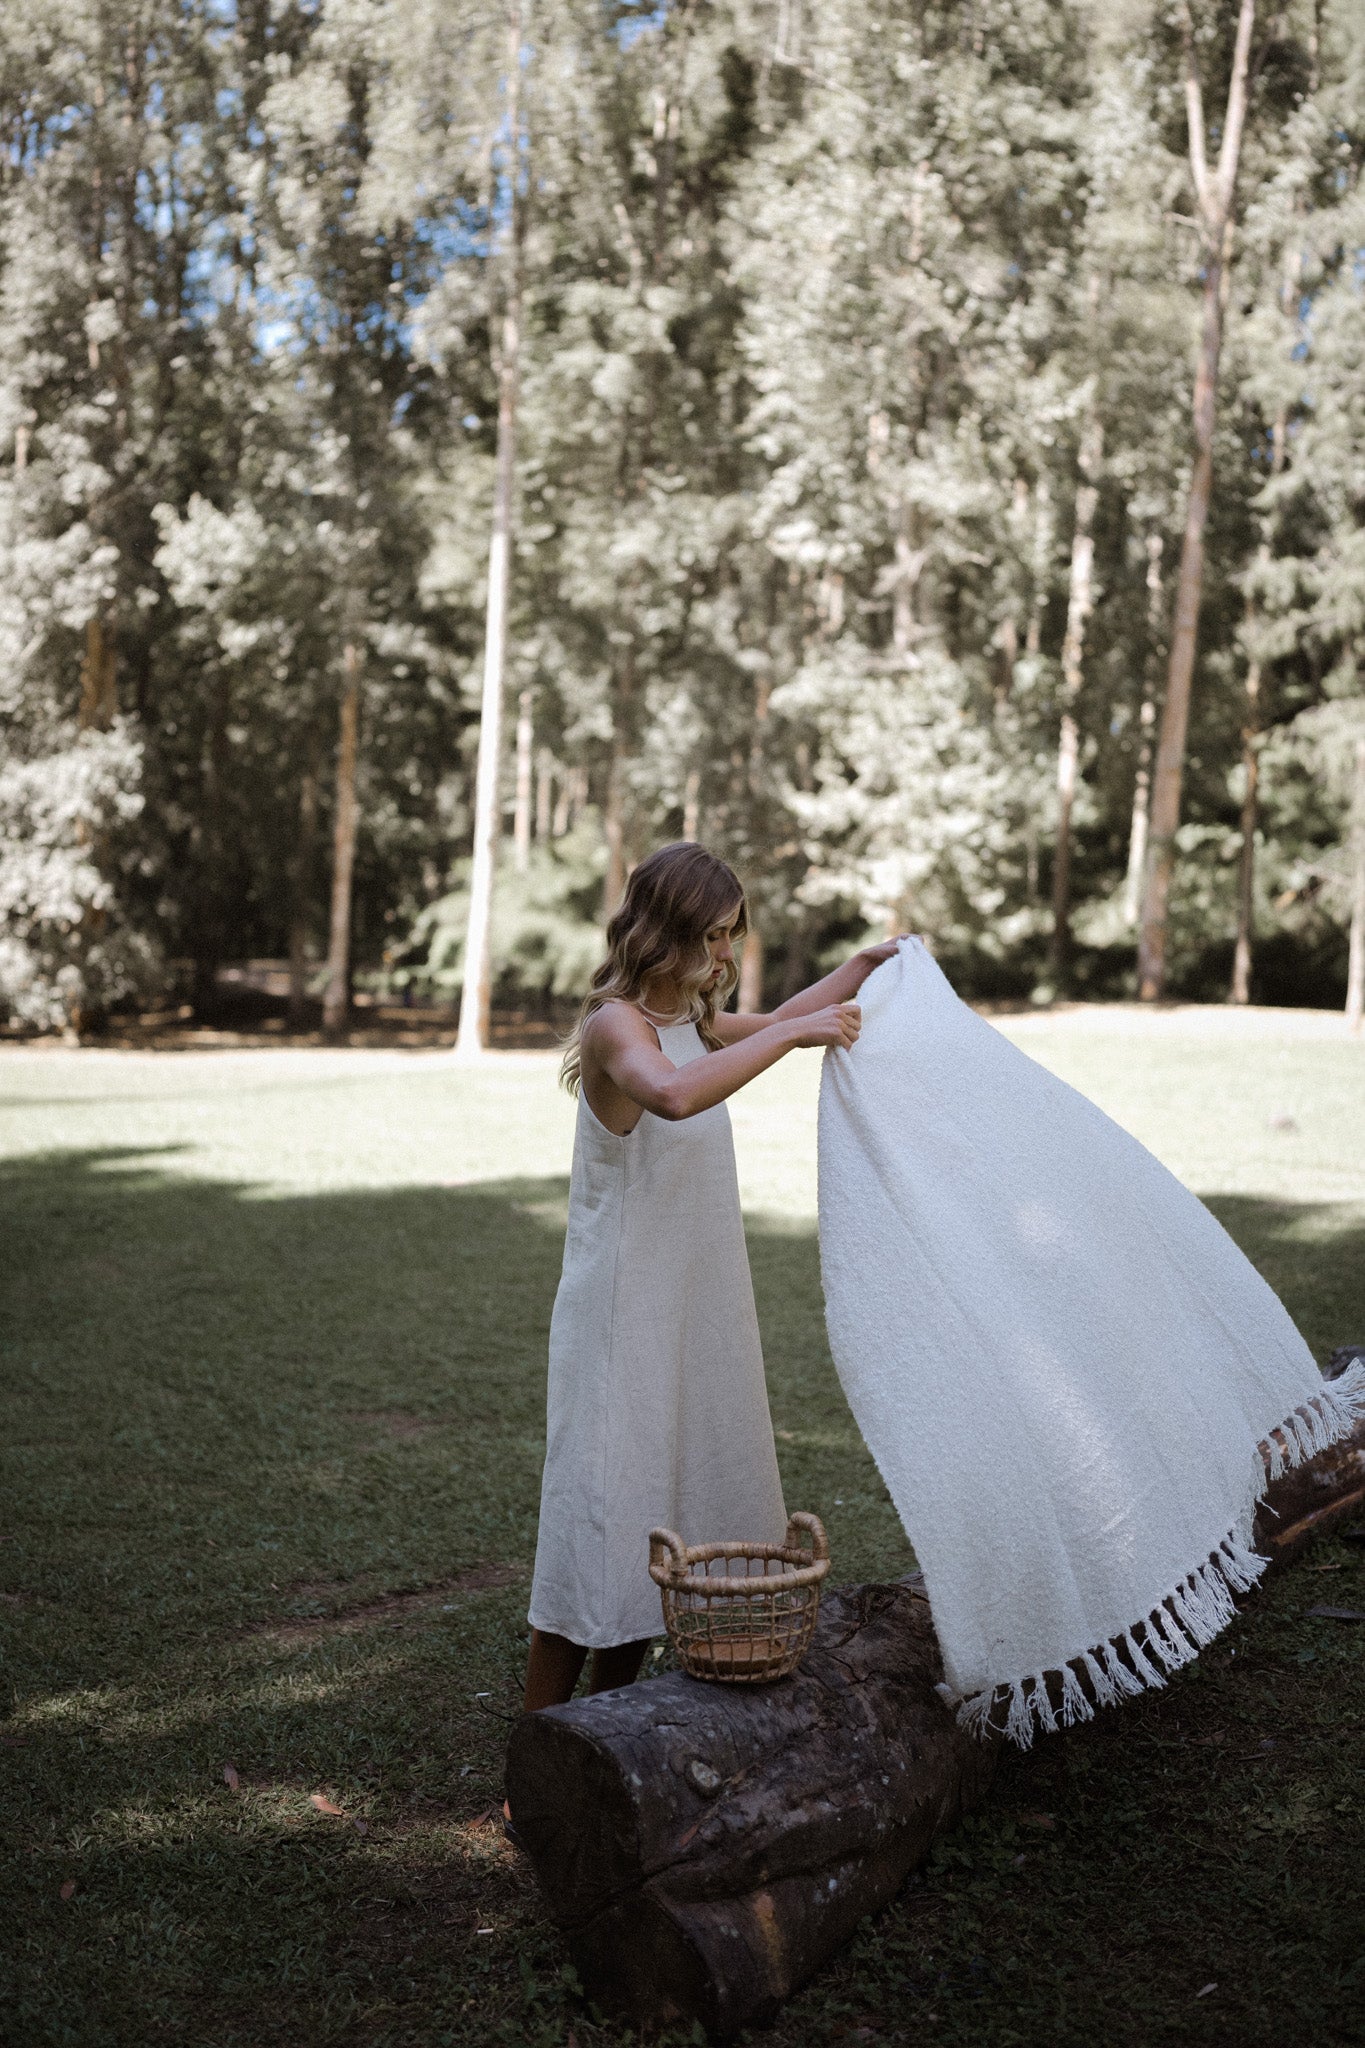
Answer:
648, 1512, 829, 1684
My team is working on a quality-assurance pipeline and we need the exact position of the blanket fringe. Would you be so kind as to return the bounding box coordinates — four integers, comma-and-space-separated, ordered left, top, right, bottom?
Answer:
951, 1362, 1365, 1749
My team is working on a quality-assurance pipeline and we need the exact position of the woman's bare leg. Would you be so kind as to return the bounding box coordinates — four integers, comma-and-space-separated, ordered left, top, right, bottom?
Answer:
588, 1639, 650, 1693
522, 1628, 589, 1711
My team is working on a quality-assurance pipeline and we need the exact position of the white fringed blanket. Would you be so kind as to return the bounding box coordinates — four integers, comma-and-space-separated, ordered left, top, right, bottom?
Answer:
818, 939, 1365, 1746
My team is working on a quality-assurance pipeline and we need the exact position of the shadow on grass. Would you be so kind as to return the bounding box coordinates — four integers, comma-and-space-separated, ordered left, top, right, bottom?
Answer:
2, 1150, 1363, 2047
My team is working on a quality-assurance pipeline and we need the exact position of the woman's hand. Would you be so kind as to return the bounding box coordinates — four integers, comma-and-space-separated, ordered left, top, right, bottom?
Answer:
855, 934, 911, 977
787, 1001, 862, 1051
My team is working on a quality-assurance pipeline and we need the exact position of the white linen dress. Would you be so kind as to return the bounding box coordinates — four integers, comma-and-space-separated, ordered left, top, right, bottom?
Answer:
528, 1018, 789, 1648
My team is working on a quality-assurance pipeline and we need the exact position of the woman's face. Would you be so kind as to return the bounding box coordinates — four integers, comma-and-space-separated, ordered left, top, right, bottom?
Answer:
702, 903, 744, 988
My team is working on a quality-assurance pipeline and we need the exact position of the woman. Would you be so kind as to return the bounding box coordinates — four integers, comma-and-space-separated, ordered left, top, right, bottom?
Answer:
523, 840, 899, 1711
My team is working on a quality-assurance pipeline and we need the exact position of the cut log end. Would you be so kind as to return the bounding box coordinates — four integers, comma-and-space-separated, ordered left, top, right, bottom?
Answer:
506, 1580, 996, 2037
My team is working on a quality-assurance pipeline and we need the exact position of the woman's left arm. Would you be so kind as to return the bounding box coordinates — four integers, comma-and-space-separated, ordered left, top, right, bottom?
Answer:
714, 938, 907, 1042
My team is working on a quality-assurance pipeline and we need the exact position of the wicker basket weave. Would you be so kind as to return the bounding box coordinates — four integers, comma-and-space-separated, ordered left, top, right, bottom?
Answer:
648, 1512, 830, 1684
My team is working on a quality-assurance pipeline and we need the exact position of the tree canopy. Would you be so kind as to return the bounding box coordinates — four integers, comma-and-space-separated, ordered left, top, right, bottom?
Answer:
2, 0, 1362, 1032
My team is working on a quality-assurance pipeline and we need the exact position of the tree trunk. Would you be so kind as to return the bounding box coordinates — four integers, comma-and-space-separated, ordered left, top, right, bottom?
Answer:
1229, 675, 1261, 1005
1347, 735, 1365, 1035
552, 771, 572, 840
535, 749, 553, 843
506, 1578, 998, 2040
456, 0, 525, 1060
1137, 245, 1227, 998
736, 668, 773, 1011
506, 1396, 1364, 2040
513, 687, 534, 870
1048, 416, 1103, 986
1137, 0, 1257, 1000
288, 748, 320, 1029
1124, 535, 1164, 928
603, 741, 628, 920
78, 616, 118, 731
682, 764, 701, 844
322, 644, 361, 1039
738, 921, 764, 1013
1025, 471, 1052, 659
1231, 231, 1298, 1003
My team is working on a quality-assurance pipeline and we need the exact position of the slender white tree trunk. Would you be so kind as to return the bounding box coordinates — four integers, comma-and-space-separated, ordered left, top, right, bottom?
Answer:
456, 0, 525, 1060
535, 749, 553, 842
682, 765, 701, 843
513, 686, 533, 871
1347, 735, 1365, 1035
1049, 413, 1103, 985
1124, 534, 1164, 927
1229, 661, 1261, 1005
323, 642, 361, 1037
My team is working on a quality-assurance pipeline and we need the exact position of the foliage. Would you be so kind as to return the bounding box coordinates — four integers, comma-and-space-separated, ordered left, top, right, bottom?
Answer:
0, 0, 1363, 1027
392, 816, 606, 1003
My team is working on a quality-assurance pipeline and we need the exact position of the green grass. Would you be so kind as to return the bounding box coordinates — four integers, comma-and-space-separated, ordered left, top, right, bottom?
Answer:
2, 1021, 1364, 2046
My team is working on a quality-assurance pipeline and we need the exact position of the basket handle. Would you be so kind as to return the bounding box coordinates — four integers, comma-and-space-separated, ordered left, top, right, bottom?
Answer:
648, 1526, 688, 1586
783, 1512, 829, 1563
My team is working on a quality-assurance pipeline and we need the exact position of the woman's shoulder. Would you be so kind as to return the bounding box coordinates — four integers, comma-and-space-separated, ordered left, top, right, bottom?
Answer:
584, 998, 656, 1047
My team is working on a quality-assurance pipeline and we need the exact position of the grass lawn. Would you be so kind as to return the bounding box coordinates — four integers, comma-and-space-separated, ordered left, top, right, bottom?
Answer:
2, 1012, 1364, 2047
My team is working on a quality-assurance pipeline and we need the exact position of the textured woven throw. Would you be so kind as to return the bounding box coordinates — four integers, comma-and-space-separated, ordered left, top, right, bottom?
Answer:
818, 939, 1365, 1746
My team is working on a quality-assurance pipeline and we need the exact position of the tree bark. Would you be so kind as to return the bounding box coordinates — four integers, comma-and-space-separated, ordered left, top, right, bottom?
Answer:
322, 643, 361, 1038
1137, 0, 1257, 1001
78, 616, 118, 731
506, 1578, 998, 2040
1048, 414, 1103, 986
457, 0, 526, 1059
1347, 735, 1365, 1035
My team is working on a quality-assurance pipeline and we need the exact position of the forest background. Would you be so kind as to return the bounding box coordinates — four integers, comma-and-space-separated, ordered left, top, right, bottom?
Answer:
2, 0, 1363, 1042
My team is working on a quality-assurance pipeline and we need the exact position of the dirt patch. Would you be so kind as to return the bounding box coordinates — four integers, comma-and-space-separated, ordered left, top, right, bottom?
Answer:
249, 1565, 523, 1645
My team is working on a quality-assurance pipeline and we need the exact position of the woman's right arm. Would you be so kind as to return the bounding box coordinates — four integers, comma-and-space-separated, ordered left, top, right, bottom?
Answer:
590, 1001, 862, 1124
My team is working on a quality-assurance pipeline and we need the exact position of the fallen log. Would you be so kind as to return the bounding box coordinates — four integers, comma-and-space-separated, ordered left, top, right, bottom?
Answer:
505, 1576, 994, 2037
505, 1399, 1365, 2040
1253, 1351, 1365, 1567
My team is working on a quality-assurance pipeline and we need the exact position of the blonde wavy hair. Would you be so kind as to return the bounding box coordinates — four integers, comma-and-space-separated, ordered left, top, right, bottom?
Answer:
560, 842, 748, 1094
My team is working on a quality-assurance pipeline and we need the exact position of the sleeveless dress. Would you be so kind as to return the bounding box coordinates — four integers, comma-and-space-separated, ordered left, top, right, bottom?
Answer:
528, 1017, 789, 1649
